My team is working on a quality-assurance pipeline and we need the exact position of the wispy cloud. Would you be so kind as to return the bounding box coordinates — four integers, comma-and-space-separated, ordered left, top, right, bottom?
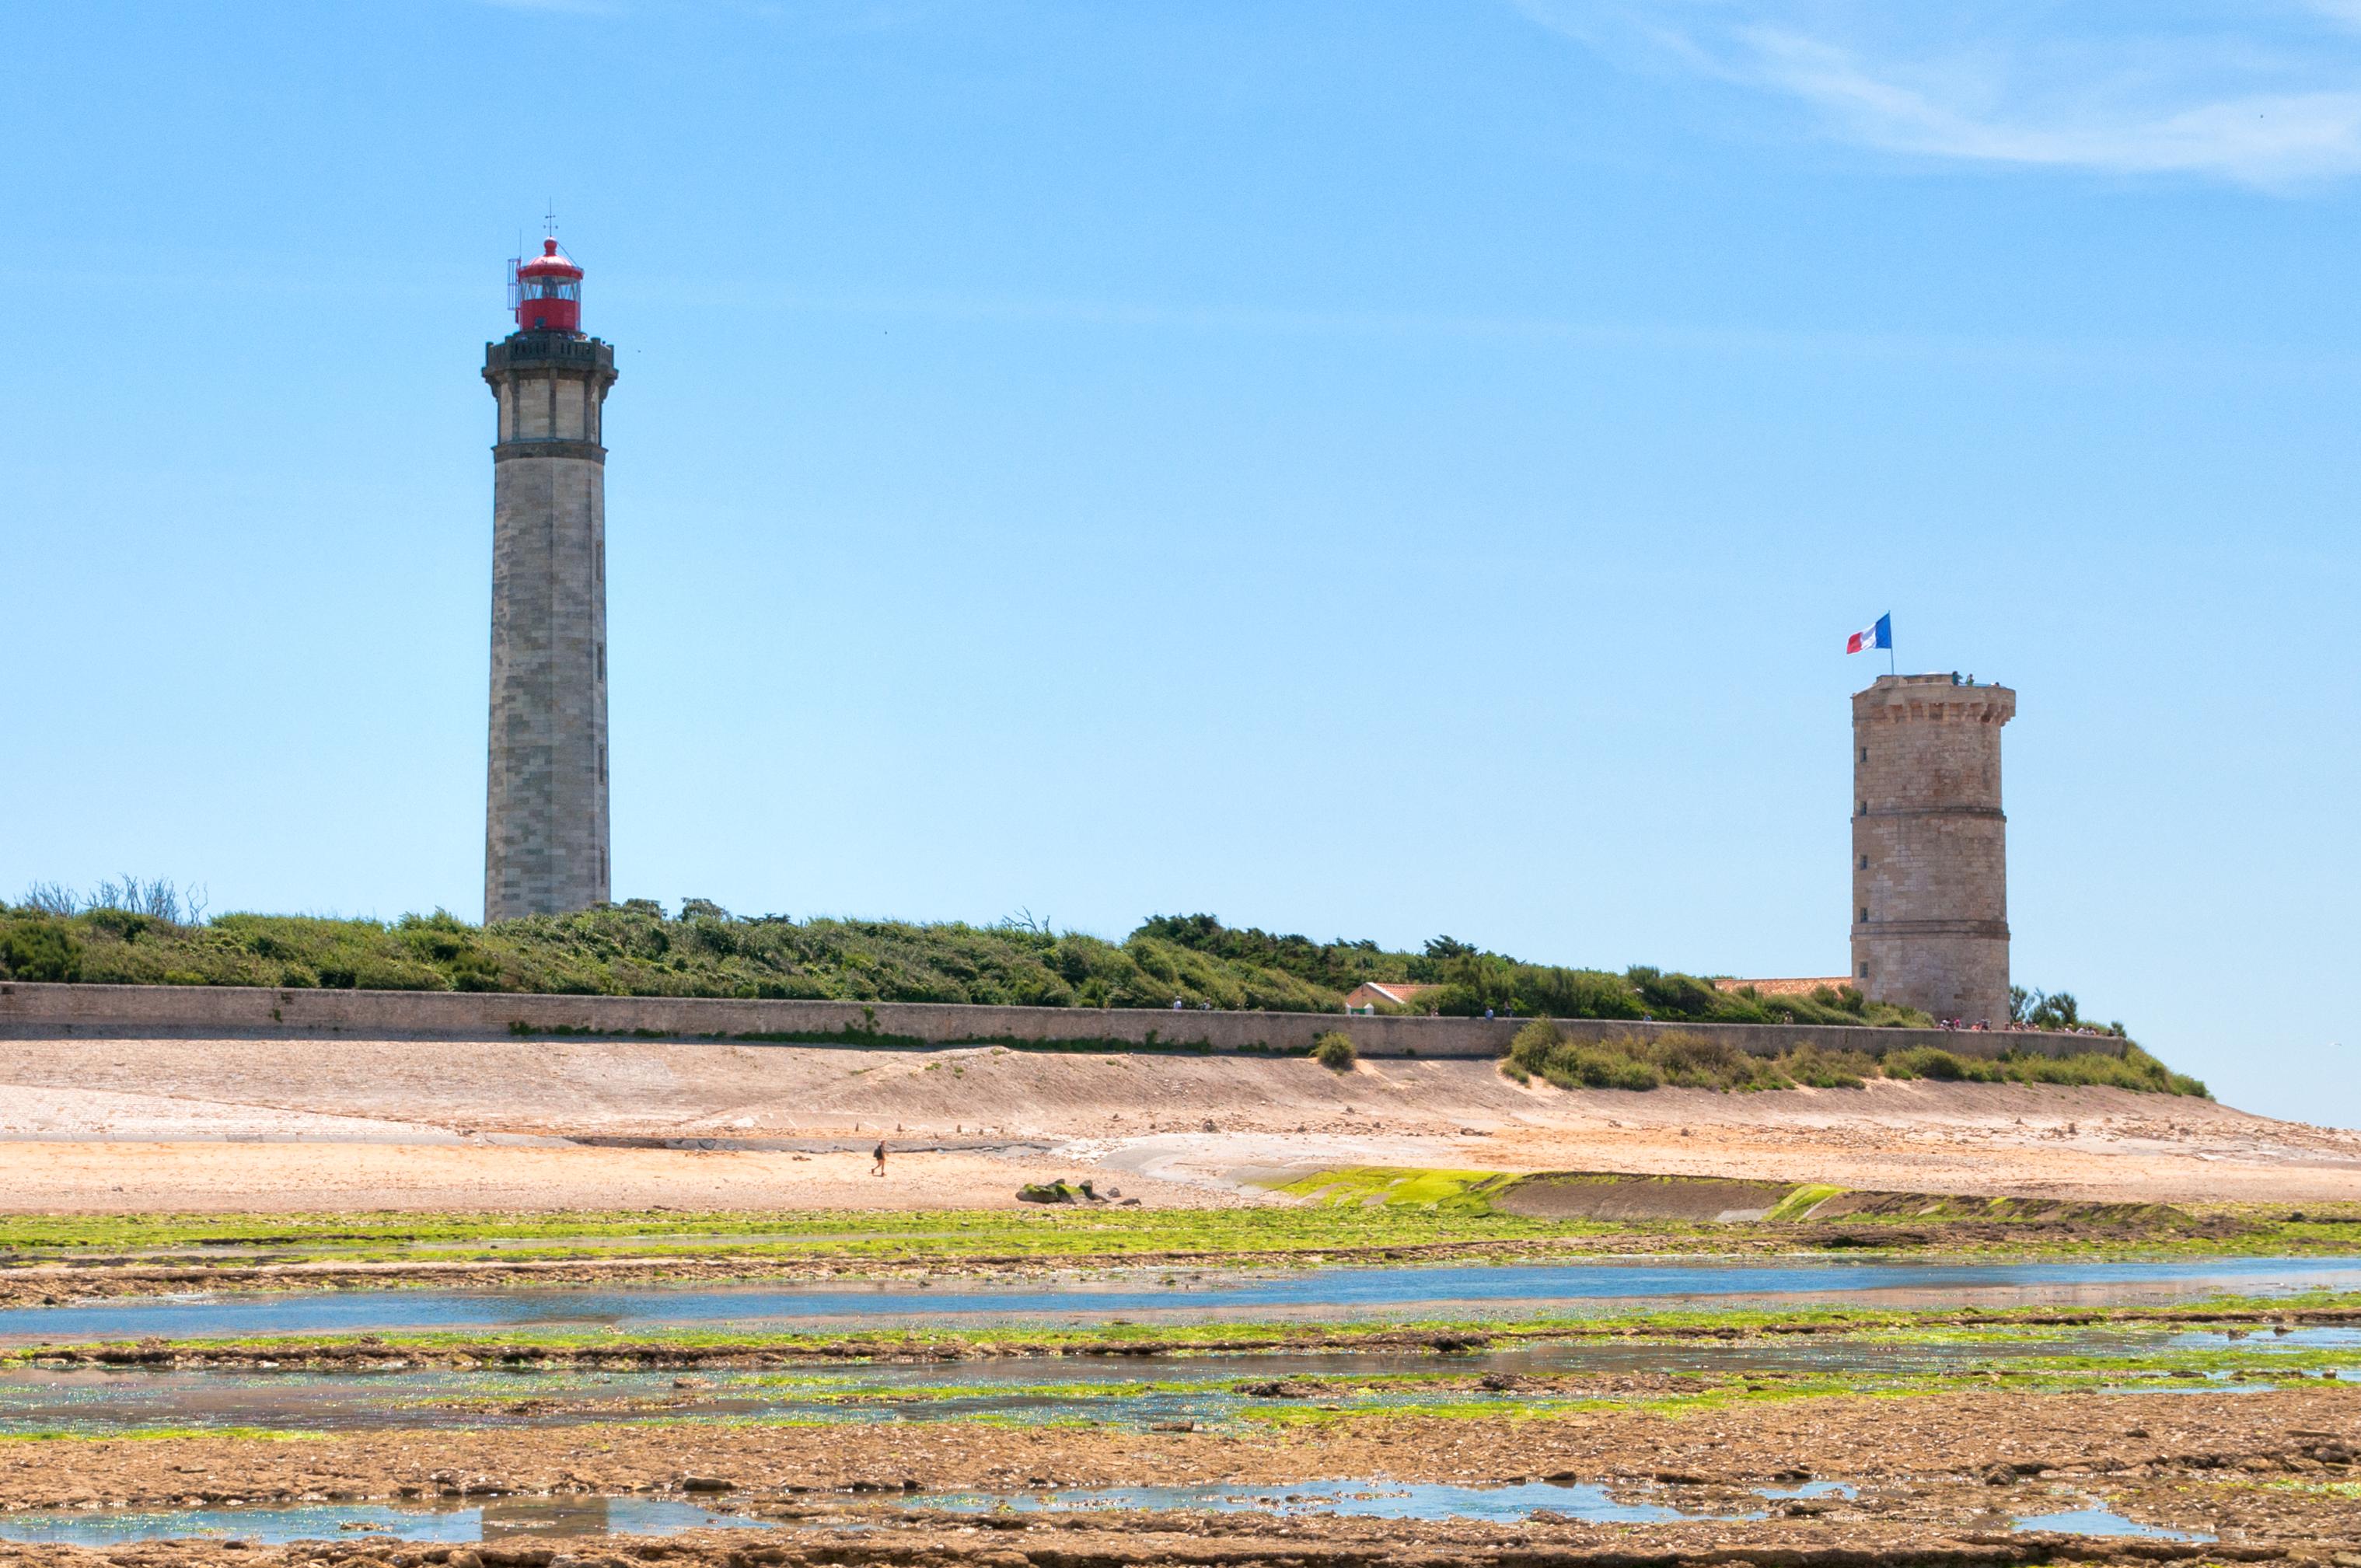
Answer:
1518, 1, 2361, 188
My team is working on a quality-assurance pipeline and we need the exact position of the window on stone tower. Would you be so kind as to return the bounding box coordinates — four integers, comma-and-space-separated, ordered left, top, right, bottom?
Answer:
1859, 962, 1870, 978
1859, 746, 1867, 762
1858, 906, 1868, 923
1858, 854, 1869, 869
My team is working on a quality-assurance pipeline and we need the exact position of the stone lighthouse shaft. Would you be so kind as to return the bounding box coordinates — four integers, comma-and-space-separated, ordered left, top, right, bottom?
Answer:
482, 239, 617, 922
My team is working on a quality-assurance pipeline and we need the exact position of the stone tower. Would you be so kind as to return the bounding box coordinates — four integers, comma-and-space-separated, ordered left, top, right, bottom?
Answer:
482, 239, 617, 922
1850, 673, 2017, 1024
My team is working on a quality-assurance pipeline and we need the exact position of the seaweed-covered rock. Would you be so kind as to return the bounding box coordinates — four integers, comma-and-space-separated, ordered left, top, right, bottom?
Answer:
1016, 1179, 1104, 1205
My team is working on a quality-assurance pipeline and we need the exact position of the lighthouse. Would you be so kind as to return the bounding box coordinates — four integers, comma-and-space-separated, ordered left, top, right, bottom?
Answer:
481, 239, 618, 922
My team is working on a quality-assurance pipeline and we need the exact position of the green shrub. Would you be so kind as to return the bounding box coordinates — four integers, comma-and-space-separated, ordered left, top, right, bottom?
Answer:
1520, 966, 1644, 1019
1880, 1046, 1999, 1083
1553, 1046, 1664, 1091
1993, 1044, 2207, 1098
1629, 967, 1725, 1019
0, 921, 83, 982
0, 900, 2205, 1096
84, 908, 158, 941
1506, 1021, 1664, 1091
1505, 1019, 2200, 1100
1645, 1031, 1754, 1088
1507, 1018, 1562, 1066
1778, 1042, 1871, 1089
1312, 1031, 1357, 1071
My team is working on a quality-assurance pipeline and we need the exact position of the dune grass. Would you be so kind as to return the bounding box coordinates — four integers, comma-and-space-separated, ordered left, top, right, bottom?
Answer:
1502, 1022, 2207, 1098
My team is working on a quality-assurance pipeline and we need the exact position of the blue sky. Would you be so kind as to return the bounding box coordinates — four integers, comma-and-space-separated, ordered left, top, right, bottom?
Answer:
3, 2, 2355, 1125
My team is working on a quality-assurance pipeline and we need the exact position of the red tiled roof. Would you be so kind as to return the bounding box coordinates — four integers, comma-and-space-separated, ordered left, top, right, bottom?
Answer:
1712, 976, 1852, 997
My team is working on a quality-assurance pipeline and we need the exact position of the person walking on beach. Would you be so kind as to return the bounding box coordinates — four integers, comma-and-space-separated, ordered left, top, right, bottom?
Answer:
871, 1140, 887, 1178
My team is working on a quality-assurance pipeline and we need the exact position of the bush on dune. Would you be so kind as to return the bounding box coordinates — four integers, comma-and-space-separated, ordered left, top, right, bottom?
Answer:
1877, 1045, 1998, 1083
1506, 1021, 1790, 1093
1505, 1021, 2206, 1099
0, 893, 2206, 1098
1780, 1042, 1873, 1089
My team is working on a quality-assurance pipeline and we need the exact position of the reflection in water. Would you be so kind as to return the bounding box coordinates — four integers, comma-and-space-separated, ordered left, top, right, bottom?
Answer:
2013, 1507, 2213, 1542
4, 1257, 2357, 1343
0, 1497, 769, 1547
0, 1482, 2210, 1545
907, 1477, 1696, 1522
0, 1328, 2351, 1437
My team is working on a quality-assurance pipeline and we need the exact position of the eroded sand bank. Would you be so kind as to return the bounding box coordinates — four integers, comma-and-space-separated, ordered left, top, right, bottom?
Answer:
2, 1035, 2357, 1210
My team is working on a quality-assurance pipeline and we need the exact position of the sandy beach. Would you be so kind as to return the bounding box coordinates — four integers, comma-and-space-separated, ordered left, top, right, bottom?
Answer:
1, 1035, 2355, 1211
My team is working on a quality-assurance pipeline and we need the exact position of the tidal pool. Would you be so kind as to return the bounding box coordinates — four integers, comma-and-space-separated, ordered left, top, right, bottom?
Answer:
0, 1326, 2351, 1436
5, 1256, 2357, 1343
907, 1477, 1859, 1523
0, 1482, 2204, 1544
0, 1497, 770, 1547
2013, 1507, 2214, 1542
903, 1477, 1698, 1523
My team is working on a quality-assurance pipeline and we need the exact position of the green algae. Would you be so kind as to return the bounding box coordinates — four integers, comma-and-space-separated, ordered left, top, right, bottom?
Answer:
9, 1194, 2356, 1272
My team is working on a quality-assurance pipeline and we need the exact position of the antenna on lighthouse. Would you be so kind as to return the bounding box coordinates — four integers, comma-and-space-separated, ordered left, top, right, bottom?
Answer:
544, 201, 558, 241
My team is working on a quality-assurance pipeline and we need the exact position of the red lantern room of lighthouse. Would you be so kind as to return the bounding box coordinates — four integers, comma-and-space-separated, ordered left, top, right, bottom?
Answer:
509, 239, 584, 336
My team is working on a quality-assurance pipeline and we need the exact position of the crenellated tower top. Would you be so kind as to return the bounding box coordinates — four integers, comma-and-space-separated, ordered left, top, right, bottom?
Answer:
1853, 672, 2016, 728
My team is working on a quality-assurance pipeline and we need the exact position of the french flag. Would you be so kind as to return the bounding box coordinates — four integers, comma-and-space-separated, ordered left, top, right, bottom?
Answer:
1846, 613, 1891, 655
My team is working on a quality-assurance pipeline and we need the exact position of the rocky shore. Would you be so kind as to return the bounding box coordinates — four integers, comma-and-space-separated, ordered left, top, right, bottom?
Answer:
0, 1389, 2349, 1553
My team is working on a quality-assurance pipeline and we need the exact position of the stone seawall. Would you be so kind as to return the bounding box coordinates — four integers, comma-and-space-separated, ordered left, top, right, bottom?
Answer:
0, 982, 2115, 1061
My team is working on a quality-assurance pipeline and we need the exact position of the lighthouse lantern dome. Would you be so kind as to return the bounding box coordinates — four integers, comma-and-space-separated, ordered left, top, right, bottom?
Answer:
512, 239, 585, 336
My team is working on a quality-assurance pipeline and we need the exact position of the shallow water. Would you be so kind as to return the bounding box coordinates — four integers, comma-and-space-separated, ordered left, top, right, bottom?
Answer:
904, 1477, 1699, 1523
0, 1497, 771, 1546
1, 1327, 2350, 1436
4, 1322, 2342, 1435
910, 1476, 1858, 1523
2013, 1507, 2213, 1542
5, 1256, 2356, 1343
0, 1482, 2201, 1545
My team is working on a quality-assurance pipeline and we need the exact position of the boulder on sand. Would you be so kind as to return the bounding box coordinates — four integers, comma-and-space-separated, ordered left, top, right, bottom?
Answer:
1017, 1178, 1105, 1204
